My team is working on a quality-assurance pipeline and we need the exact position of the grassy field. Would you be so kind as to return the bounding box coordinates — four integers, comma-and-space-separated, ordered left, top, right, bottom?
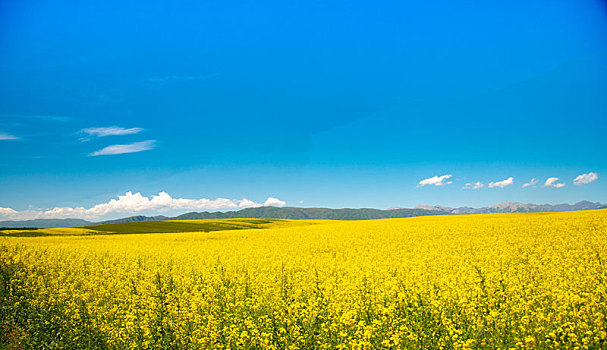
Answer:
1, 211, 606, 349
0, 218, 323, 236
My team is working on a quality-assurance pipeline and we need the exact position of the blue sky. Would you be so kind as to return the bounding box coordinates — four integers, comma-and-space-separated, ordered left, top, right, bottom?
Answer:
1, 0, 606, 220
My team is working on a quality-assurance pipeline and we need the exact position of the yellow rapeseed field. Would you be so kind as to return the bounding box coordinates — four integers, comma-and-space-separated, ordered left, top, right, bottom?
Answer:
1, 211, 606, 349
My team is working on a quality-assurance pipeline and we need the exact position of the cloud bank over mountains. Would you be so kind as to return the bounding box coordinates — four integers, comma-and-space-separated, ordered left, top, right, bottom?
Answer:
0, 192, 286, 220
0, 171, 599, 221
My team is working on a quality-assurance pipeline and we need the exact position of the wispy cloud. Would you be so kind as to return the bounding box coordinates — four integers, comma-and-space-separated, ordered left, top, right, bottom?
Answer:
89, 140, 156, 156
544, 177, 565, 188
522, 178, 539, 188
31, 115, 72, 122
463, 181, 484, 190
0, 114, 72, 123
81, 126, 143, 139
0, 192, 287, 220
573, 172, 598, 186
418, 174, 453, 187
0, 132, 19, 140
488, 177, 514, 188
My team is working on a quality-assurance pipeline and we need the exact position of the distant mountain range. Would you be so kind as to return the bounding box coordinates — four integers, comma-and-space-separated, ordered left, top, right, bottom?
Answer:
101, 215, 169, 224
171, 207, 441, 220
0, 218, 93, 229
0, 201, 605, 228
0, 207, 443, 228
413, 200, 606, 214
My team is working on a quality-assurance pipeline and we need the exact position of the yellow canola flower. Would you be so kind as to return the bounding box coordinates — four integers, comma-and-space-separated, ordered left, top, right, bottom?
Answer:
0, 210, 606, 349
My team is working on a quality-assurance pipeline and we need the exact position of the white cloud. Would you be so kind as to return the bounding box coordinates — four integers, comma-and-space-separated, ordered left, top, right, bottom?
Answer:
0, 192, 287, 220
418, 174, 453, 187
81, 126, 143, 138
89, 140, 156, 156
237, 198, 263, 208
544, 177, 565, 188
573, 172, 598, 186
522, 178, 539, 188
488, 177, 514, 188
0, 132, 19, 140
0, 207, 19, 216
463, 182, 484, 190
264, 197, 287, 207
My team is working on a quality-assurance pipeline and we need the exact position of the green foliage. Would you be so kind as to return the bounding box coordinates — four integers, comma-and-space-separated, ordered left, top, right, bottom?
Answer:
83, 219, 281, 234
174, 207, 445, 220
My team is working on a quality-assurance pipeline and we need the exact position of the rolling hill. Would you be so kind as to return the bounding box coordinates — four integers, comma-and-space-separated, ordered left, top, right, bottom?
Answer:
1, 201, 604, 228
